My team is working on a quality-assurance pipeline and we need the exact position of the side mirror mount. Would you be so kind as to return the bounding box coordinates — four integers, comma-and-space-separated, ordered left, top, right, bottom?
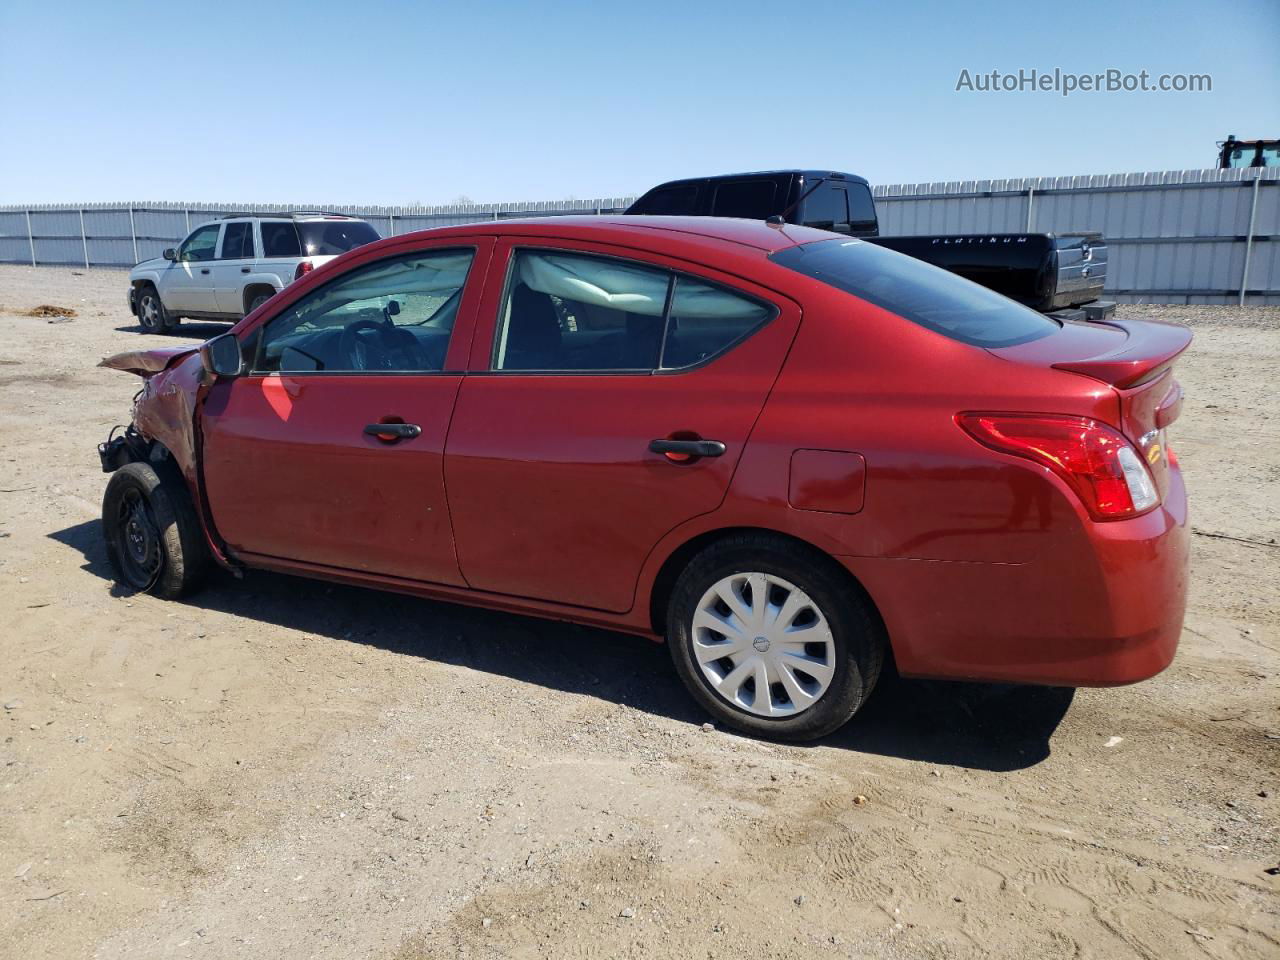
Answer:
162, 248, 177, 261
199, 333, 243, 379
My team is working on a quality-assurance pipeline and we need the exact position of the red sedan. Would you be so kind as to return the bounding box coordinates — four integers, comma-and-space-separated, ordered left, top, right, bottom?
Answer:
98, 216, 1191, 740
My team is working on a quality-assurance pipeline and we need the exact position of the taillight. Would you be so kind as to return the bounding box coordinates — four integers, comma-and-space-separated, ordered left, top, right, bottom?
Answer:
957, 413, 1160, 521
294, 260, 314, 281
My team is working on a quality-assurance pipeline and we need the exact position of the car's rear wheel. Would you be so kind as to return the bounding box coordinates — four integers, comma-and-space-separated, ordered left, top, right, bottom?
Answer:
666, 534, 884, 741
247, 291, 273, 314
136, 285, 176, 333
102, 461, 209, 598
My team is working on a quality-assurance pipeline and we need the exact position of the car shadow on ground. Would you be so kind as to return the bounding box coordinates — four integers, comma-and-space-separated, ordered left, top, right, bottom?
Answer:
113, 321, 233, 340
50, 519, 1074, 773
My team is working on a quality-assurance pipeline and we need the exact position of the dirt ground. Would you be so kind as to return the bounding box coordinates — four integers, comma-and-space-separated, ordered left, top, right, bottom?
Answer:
0, 263, 1276, 960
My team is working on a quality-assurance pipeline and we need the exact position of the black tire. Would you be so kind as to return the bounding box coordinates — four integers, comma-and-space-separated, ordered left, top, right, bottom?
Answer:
102, 461, 210, 599
247, 291, 273, 314
666, 534, 884, 741
136, 284, 177, 334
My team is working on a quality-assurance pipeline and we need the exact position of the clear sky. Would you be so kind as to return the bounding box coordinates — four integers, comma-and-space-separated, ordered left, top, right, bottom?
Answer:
1, 0, 1276, 206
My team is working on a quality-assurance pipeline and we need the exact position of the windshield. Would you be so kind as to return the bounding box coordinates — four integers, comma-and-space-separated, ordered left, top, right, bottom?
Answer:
296, 220, 381, 256
770, 238, 1058, 348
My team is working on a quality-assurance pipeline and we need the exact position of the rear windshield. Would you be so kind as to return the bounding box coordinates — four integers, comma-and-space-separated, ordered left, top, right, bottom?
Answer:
770, 238, 1057, 347
296, 220, 380, 256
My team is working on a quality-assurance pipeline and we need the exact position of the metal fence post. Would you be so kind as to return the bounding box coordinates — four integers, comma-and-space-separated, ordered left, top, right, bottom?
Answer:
388, 213, 395, 237
80, 209, 89, 268
1239, 175, 1261, 307
184, 208, 190, 233
128, 206, 139, 265
1025, 187, 1035, 232
25, 209, 36, 266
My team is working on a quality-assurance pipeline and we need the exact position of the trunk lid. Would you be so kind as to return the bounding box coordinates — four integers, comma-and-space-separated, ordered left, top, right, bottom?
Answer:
990, 317, 1192, 500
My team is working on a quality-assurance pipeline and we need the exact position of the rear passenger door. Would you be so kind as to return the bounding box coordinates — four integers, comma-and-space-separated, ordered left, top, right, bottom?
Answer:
212, 220, 256, 314
443, 239, 801, 613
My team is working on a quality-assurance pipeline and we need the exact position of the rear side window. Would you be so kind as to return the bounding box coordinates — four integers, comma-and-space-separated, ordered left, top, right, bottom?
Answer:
260, 222, 302, 258
219, 222, 253, 259
847, 184, 877, 228
770, 238, 1057, 347
628, 184, 700, 215
296, 220, 380, 256
800, 185, 849, 232
493, 250, 774, 372
710, 179, 780, 219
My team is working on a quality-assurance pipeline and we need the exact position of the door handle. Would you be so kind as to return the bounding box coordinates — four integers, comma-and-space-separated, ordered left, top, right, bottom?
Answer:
648, 438, 726, 460
240, 266, 251, 273
364, 422, 422, 442
200, 267, 210, 274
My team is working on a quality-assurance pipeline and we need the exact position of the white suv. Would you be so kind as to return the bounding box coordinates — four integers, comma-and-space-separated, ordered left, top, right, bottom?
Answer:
127, 213, 380, 333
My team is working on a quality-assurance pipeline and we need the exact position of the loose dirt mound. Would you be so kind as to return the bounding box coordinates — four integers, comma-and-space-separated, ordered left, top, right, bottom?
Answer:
25, 304, 78, 318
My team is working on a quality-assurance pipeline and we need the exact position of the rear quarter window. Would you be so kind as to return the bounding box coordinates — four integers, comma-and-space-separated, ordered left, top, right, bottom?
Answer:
770, 238, 1057, 348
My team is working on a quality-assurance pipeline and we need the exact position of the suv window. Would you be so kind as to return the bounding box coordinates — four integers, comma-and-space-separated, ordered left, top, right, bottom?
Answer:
493, 250, 774, 372
847, 184, 877, 229
260, 221, 302, 258
297, 220, 380, 256
710, 179, 779, 219
219, 222, 254, 260
801, 185, 849, 232
770, 238, 1057, 348
252, 249, 474, 373
628, 184, 700, 215
178, 224, 220, 262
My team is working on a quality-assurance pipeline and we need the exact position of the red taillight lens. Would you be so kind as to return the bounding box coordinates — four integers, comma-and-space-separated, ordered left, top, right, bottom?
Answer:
294, 260, 314, 281
957, 413, 1159, 521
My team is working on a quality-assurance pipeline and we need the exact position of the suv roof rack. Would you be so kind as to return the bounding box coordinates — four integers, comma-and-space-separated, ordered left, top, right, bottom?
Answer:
218, 211, 357, 220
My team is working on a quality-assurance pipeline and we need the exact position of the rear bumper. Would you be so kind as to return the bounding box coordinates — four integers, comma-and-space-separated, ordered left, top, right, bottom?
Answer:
841, 467, 1189, 688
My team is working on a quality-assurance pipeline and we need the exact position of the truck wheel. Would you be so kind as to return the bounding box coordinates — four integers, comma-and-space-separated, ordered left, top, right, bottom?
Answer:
666, 534, 884, 741
247, 291, 274, 314
136, 285, 176, 334
102, 461, 210, 598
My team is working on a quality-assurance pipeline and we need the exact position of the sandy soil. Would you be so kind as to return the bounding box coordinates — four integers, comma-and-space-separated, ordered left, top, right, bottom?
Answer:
0, 264, 1276, 959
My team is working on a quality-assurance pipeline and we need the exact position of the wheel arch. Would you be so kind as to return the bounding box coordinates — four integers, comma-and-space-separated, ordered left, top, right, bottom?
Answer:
242, 282, 279, 315
645, 525, 886, 642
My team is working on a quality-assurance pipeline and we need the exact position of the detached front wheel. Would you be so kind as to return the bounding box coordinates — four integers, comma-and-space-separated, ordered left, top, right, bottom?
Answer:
666, 535, 884, 741
102, 461, 209, 598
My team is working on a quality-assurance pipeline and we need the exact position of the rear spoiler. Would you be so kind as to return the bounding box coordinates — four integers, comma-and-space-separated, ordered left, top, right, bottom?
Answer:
1051, 319, 1192, 388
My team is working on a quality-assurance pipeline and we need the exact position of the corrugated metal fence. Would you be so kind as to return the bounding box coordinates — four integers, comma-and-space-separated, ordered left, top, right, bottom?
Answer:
1, 167, 1276, 304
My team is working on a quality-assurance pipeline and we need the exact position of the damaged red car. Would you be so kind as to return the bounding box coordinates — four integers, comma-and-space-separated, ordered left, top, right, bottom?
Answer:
98, 217, 1191, 740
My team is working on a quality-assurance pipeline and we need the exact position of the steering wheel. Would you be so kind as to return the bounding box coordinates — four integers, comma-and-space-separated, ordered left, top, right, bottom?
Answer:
337, 318, 395, 371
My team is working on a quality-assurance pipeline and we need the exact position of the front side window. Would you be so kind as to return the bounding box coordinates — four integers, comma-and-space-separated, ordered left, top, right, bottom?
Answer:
219, 222, 253, 259
253, 249, 474, 373
260, 221, 302, 258
493, 250, 774, 372
770, 237, 1057, 348
628, 184, 700, 216
179, 224, 220, 262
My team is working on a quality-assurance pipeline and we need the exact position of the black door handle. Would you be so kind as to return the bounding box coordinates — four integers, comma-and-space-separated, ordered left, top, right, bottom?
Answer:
364, 422, 422, 441
240, 266, 251, 273
649, 438, 726, 458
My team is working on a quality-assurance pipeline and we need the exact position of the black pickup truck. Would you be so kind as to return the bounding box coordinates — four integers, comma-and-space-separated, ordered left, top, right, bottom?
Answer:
626, 170, 1113, 321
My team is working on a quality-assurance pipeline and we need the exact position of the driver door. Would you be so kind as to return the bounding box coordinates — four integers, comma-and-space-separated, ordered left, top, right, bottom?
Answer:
200, 238, 494, 585
162, 222, 222, 313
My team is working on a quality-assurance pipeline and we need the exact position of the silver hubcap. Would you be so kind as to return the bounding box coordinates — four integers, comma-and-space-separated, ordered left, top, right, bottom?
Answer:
692, 572, 835, 718
140, 295, 159, 327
